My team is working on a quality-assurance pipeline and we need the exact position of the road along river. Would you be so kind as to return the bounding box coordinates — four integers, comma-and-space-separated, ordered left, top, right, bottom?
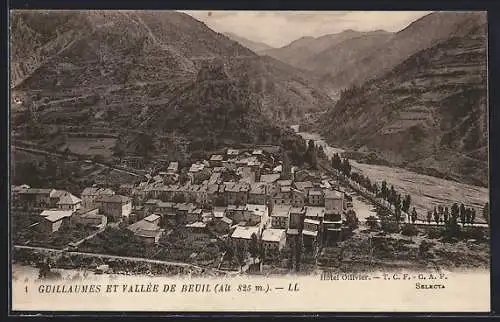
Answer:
294, 128, 489, 221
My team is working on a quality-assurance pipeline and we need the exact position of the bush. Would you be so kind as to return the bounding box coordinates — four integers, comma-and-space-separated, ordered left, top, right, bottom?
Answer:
427, 228, 443, 239
381, 220, 400, 234
401, 224, 418, 237
419, 240, 434, 257
366, 216, 380, 230
462, 227, 487, 242
345, 210, 359, 231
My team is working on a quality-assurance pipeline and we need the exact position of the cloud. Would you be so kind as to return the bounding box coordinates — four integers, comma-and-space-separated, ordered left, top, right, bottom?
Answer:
181, 10, 433, 47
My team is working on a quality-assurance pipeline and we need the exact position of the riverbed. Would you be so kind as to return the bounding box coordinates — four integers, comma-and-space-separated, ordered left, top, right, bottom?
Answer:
295, 128, 489, 219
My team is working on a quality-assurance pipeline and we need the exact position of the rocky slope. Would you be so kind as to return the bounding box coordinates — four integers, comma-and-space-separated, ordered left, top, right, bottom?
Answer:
318, 13, 488, 186
322, 11, 488, 91
10, 10, 332, 136
223, 32, 273, 53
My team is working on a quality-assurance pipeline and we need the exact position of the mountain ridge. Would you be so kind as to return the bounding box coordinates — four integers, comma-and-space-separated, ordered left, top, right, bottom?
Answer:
316, 13, 488, 186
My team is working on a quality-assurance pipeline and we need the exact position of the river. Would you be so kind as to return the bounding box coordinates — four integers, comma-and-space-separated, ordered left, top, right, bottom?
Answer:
294, 127, 489, 220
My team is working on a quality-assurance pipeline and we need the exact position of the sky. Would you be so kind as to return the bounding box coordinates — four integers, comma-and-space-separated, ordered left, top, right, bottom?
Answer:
181, 11, 433, 48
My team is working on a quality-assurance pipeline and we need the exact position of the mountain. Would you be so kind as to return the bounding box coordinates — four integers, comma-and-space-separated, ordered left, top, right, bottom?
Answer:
317, 12, 488, 186
299, 30, 393, 81
261, 29, 365, 67
10, 10, 332, 158
319, 11, 487, 91
223, 32, 273, 53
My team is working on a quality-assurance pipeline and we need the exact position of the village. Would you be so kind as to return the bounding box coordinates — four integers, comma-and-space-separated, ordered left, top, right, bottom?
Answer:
11, 144, 358, 275
11, 136, 490, 277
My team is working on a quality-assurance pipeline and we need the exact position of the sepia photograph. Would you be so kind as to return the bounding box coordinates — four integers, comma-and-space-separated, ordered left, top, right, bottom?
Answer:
9, 9, 490, 312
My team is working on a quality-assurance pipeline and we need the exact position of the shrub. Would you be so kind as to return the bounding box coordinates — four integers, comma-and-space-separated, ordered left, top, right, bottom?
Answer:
427, 227, 443, 239
419, 240, 435, 257
366, 216, 380, 230
401, 224, 418, 237
381, 220, 400, 234
462, 227, 487, 242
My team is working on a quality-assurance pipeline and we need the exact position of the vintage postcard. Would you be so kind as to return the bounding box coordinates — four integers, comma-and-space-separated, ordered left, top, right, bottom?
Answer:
10, 10, 490, 313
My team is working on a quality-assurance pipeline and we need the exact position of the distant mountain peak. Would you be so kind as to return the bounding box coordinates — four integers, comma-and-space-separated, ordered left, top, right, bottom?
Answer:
222, 31, 274, 53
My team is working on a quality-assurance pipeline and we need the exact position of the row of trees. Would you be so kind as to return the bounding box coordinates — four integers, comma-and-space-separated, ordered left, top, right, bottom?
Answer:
425, 203, 478, 226
330, 152, 413, 223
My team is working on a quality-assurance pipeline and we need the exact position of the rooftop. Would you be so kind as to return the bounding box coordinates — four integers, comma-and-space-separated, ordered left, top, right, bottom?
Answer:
324, 189, 344, 199
210, 154, 224, 161
51, 189, 69, 199
245, 204, 268, 217
157, 201, 174, 208
189, 163, 205, 173
305, 206, 325, 218
260, 174, 281, 183
304, 218, 321, 225
290, 207, 305, 214
277, 179, 292, 187
309, 190, 323, 196
144, 214, 160, 222
231, 226, 259, 239
167, 162, 179, 171
220, 216, 233, 225
303, 230, 318, 237
186, 221, 207, 229
273, 165, 282, 173
127, 219, 160, 234
213, 207, 226, 218
271, 205, 291, 217
250, 183, 266, 194
19, 188, 55, 195
144, 199, 161, 205
40, 210, 73, 222
294, 181, 314, 191
57, 193, 82, 205
262, 228, 285, 243
96, 195, 131, 204
281, 186, 291, 193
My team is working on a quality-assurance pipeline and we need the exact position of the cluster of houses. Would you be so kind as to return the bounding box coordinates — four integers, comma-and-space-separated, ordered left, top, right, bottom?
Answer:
12, 147, 352, 257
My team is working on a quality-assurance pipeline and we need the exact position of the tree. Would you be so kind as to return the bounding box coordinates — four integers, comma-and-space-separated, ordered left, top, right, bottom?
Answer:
465, 208, 472, 225
402, 194, 411, 213
281, 151, 292, 180
401, 224, 418, 237
483, 202, 489, 225
381, 181, 388, 200
426, 211, 432, 224
411, 207, 418, 223
445, 203, 461, 239
331, 153, 342, 170
366, 216, 380, 230
235, 244, 246, 270
394, 194, 402, 213
342, 158, 352, 177
345, 209, 359, 231
451, 203, 459, 222
459, 204, 466, 226
137, 133, 154, 159
388, 185, 396, 207
433, 207, 439, 225
471, 208, 476, 225
444, 207, 450, 224
248, 233, 259, 263
395, 204, 402, 223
